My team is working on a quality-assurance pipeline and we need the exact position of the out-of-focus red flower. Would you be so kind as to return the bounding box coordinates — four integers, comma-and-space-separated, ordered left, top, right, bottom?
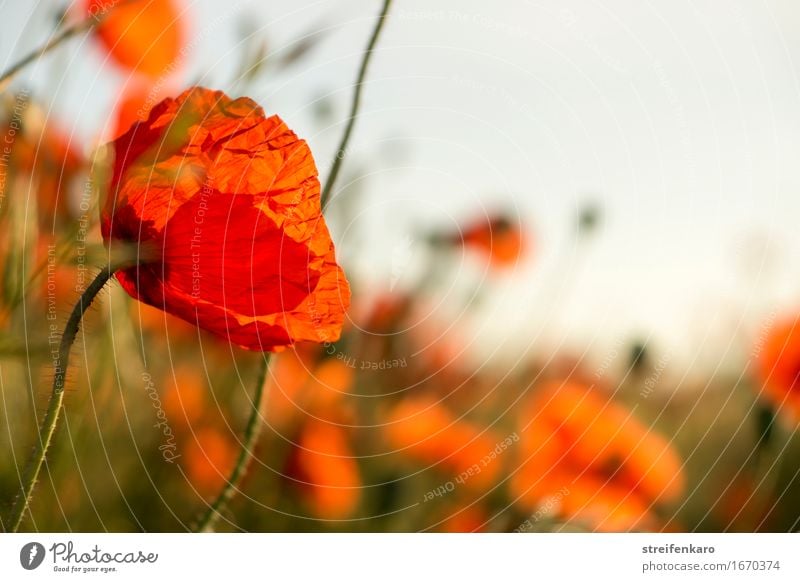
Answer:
183, 427, 237, 496
0, 232, 8, 327
757, 316, 800, 425
113, 84, 150, 138
447, 213, 526, 268
384, 397, 505, 490
435, 504, 489, 532
268, 351, 355, 429
130, 300, 198, 342
101, 87, 350, 351
268, 349, 315, 427
510, 381, 685, 532
357, 293, 413, 334
85, 0, 185, 77
289, 420, 362, 520
35, 237, 80, 312
305, 358, 356, 413
110, 78, 171, 141
162, 365, 207, 427
0, 114, 83, 225
714, 474, 773, 532
266, 350, 314, 429
558, 479, 656, 532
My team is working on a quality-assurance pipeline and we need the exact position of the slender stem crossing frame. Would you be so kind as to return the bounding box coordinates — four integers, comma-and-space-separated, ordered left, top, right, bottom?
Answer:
192, 354, 271, 532
195, 0, 393, 532
3, 0, 393, 533
4, 266, 114, 532
0, 1, 138, 91
319, 0, 393, 208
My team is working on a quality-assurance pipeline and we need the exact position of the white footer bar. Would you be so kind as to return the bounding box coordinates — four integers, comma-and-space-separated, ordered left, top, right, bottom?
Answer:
1, 533, 797, 581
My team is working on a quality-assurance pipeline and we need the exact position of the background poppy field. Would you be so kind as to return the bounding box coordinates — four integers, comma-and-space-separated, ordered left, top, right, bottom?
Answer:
2, 0, 800, 533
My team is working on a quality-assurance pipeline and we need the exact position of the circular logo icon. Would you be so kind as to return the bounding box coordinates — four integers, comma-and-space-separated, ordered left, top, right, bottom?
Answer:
19, 542, 46, 570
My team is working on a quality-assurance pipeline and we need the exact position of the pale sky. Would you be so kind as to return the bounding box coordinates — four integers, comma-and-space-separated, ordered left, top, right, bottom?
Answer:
3, 0, 800, 378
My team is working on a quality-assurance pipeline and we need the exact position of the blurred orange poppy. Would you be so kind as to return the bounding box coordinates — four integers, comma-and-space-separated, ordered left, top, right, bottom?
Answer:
306, 358, 356, 413
85, 0, 186, 77
0, 234, 8, 327
289, 420, 362, 520
559, 478, 657, 532
268, 351, 355, 430
0, 113, 83, 225
447, 213, 525, 268
510, 381, 685, 532
435, 504, 489, 532
35, 237, 81, 312
162, 365, 207, 427
268, 349, 314, 428
757, 315, 800, 424
130, 300, 199, 342
101, 87, 350, 351
714, 474, 773, 532
384, 397, 505, 490
109, 78, 169, 140
183, 427, 237, 496
358, 293, 413, 334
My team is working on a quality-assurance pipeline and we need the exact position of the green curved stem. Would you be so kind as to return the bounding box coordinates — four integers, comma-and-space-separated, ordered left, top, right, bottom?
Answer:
0, 0, 138, 91
192, 354, 271, 532
193, 0, 394, 533
5, 266, 114, 532
319, 0, 393, 208
0, 21, 91, 91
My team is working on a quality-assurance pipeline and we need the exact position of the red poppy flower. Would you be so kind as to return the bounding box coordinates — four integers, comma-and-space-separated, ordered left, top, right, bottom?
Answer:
435, 504, 489, 532
0, 230, 8, 327
384, 397, 505, 489
0, 113, 83, 225
510, 381, 685, 532
101, 87, 350, 351
452, 213, 526, 268
85, 0, 185, 77
184, 427, 237, 496
268, 351, 356, 430
162, 365, 207, 427
758, 315, 800, 424
288, 420, 362, 519
110, 78, 169, 141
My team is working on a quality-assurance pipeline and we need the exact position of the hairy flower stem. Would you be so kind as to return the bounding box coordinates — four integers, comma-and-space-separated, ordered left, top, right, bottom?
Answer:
192, 354, 271, 532
320, 0, 393, 208
4, 266, 115, 532
194, 0, 394, 533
